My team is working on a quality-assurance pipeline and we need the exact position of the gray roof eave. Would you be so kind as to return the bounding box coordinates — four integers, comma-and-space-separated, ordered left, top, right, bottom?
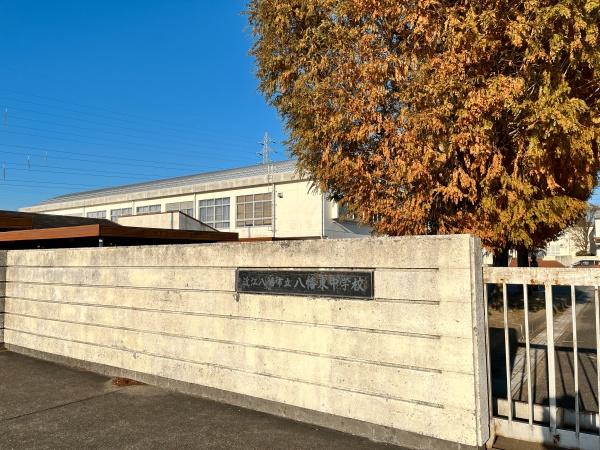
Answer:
20, 161, 302, 212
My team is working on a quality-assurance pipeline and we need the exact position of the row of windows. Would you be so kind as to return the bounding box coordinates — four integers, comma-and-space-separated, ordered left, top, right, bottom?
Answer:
136, 204, 161, 215
86, 206, 158, 222
199, 198, 230, 229
85, 193, 273, 229
86, 210, 106, 219
236, 193, 272, 227
110, 207, 132, 222
166, 201, 194, 217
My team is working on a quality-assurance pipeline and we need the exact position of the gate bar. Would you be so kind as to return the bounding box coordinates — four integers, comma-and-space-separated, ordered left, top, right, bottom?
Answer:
503, 283, 512, 422
484, 284, 493, 421
571, 285, 580, 439
595, 287, 600, 435
545, 283, 557, 432
523, 284, 533, 426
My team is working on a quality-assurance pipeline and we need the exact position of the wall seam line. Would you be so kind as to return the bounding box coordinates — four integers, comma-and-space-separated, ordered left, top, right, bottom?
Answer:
5, 296, 441, 339
3, 315, 449, 374
4, 328, 448, 410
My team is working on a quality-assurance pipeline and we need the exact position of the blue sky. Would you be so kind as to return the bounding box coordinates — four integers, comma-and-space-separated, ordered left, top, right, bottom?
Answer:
1, 1, 597, 211
0, 0, 287, 210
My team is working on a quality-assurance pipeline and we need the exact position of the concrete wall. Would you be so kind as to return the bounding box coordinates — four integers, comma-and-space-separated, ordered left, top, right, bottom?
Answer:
2, 236, 489, 449
116, 211, 214, 231
0, 251, 5, 346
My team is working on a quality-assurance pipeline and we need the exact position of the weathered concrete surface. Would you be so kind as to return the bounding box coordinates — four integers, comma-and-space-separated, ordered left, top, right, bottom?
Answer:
0, 250, 5, 345
0, 351, 398, 449
116, 211, 215, 231
3, 236, 489, 449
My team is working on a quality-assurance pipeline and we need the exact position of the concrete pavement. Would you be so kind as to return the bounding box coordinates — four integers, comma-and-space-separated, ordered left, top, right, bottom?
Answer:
489, 285, 598, 414
0, 350, 568, 450
0, 350, 398, 450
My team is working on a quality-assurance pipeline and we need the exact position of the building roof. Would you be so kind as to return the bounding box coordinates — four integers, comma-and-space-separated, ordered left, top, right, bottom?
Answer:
0, 209, 116, 231
509, 258, 565, 268
0, 210, 238, 249
0, 223, 238, 250
33, 160, 298, 207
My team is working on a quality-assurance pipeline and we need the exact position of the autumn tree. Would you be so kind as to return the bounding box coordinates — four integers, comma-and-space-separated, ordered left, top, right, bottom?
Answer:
248, 0, 600, 260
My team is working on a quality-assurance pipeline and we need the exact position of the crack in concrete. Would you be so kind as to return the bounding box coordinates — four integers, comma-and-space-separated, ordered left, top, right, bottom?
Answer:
0, 388, 123, 424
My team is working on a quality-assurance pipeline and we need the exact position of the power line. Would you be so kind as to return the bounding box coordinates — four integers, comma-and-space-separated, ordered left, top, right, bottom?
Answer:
1, 159, 165, 178
0, 90, 289, 199
0, 90, 209, 134
4, 111, 257, 149
3, 156, 249, 181
0, 179, 106, 189
0, 144, 293, 187
2, 165, 160, 181
1, 103, 260, 147
0, 139, 256, 171
0, 92, 287, 169
0, 91, 265, 143
0, 185, 91, 195
1, 124, 264, 162
0, 143, 197, 171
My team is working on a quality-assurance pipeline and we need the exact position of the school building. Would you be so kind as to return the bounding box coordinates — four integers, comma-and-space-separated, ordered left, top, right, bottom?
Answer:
19, 160, 371, 240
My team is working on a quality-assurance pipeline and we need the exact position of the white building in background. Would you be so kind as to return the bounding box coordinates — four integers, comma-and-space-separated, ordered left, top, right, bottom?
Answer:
543, 209, 599, 261
544, 232, 581, 258
20, 160, 371, 240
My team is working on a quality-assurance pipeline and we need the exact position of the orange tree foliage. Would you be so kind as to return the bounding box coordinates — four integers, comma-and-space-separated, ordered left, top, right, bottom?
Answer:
248, 0, 600, 253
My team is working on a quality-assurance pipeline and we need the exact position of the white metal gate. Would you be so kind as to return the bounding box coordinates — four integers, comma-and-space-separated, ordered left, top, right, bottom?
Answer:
484, 267, 600, 449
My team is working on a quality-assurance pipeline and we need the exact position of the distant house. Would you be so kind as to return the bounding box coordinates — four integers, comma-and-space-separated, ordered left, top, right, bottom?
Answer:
545, 231, 586, 258
544, 206, 599, 262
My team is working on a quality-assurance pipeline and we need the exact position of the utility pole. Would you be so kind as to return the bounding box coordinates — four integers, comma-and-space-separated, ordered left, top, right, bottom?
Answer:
257, 132, 276, 165
258, 132, 278, 237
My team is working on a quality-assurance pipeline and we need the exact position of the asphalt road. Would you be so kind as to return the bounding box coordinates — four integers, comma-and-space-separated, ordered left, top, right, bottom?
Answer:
0, 351, 399, 450
489, 285, 599, 416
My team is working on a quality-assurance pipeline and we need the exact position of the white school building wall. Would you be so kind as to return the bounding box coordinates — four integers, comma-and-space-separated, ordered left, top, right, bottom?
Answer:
19, 160, 371, 240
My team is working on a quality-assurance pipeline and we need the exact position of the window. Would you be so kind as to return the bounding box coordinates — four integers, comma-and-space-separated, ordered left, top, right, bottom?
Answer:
165, 201, 194, 217
136, 204, 161, 215
199, 197, 230, 229
86, 210, 106, 219
236, 193, 272, 227
110, 207, 132, 222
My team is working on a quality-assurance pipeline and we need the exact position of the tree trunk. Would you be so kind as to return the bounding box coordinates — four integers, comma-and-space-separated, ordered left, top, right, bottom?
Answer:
516, 248, 529, 267
493, 248, 510, 267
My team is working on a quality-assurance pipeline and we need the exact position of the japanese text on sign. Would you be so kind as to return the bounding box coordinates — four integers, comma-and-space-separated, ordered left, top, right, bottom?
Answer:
236, 269, 374, 299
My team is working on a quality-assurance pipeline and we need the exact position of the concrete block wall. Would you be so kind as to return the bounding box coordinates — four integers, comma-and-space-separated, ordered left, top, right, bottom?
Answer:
0, 251, 5, 345
2, 236, 489, 450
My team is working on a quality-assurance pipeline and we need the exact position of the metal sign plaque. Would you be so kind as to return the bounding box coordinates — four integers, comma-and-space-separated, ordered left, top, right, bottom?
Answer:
236, 269, 374, 299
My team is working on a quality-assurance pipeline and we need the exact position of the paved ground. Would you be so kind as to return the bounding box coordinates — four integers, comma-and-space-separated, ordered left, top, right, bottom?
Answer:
489, 285, 599, 414
491, 436, 563, 449
0, 350, 563, 450
0, 350, 399, 450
